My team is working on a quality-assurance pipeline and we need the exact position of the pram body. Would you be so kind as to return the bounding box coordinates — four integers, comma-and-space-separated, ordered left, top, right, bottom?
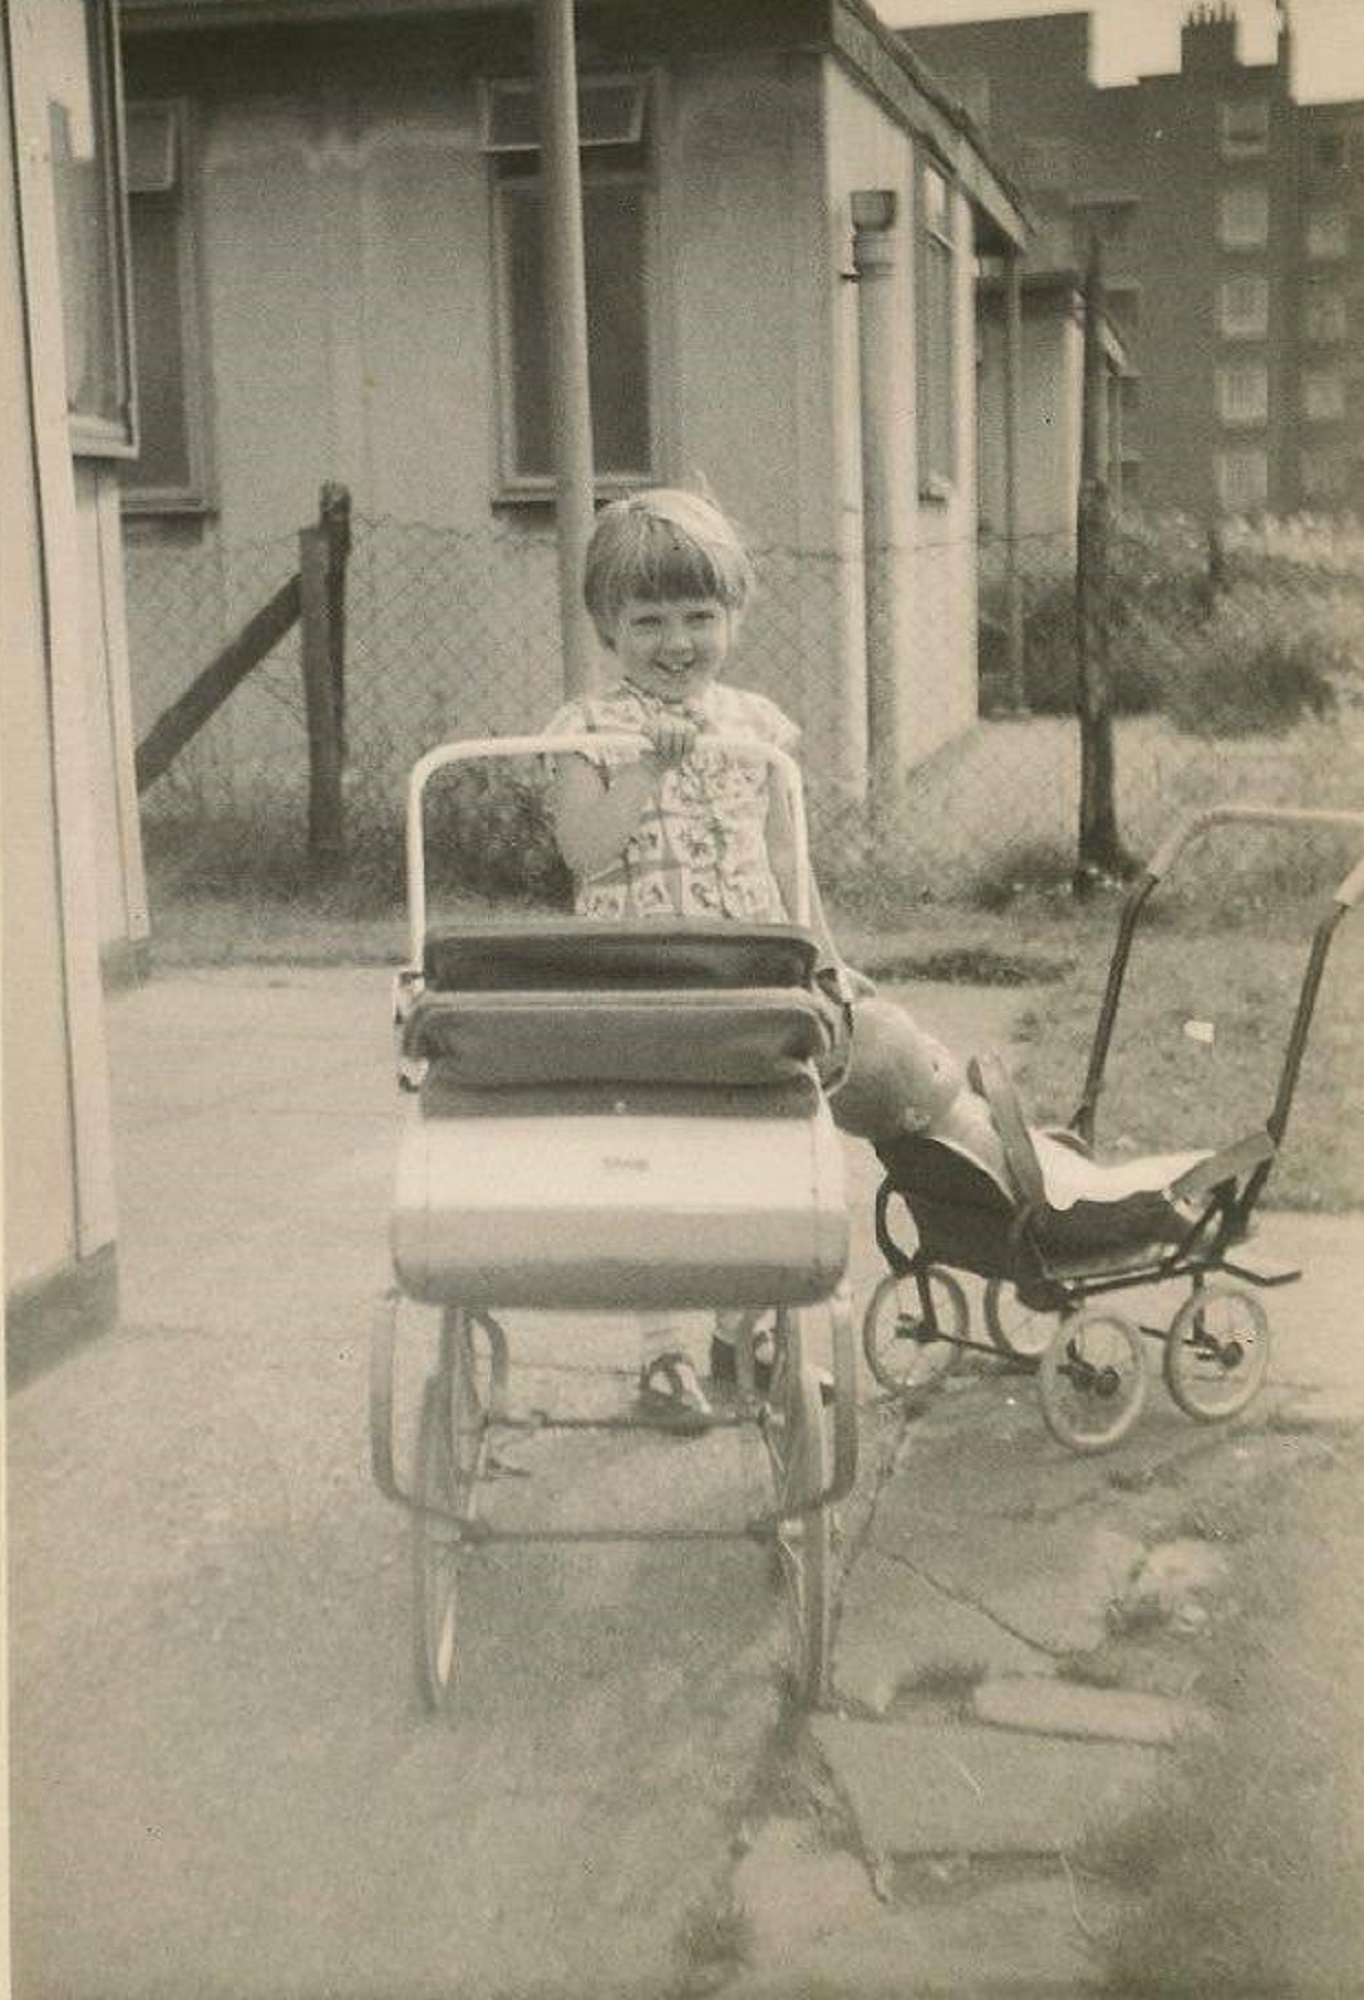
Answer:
371, 733, 858, 1710
863, 804, 1364, 1453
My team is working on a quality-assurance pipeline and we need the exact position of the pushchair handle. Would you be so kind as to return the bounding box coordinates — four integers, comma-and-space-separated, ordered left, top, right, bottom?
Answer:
1143, 804, 1364, 906
404, 732, 812, 963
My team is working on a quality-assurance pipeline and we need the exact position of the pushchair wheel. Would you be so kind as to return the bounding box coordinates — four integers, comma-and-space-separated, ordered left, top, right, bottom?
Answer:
1038, 1308, 1147, 1454
413, 1307, 492, 1714
761, 1308, 833, 1708
1164, 1285, 1271, 1422
861, 1267, 969, 1395
983, 1279, 1058, 1362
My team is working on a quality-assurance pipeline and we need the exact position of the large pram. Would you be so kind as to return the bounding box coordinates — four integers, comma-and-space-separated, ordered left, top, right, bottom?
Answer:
370, 734, 858, 1711
862, 805, 1364, 1453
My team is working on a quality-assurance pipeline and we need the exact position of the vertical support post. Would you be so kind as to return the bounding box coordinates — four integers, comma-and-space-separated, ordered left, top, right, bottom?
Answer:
535, 0, 597, 698
1003, 249, 1026, 712
320, 480, 351, 759
300, 511, 345, 875
1074, 236, 1128, 895
851, 188, 906, 826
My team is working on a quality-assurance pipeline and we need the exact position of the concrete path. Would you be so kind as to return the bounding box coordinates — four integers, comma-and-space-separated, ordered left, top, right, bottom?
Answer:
7, 963, 1362, 1999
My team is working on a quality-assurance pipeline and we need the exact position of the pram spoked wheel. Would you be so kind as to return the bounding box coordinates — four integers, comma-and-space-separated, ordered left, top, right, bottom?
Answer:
982, 1280, 1059, 1362
761, 1307, 834, 1707
412, 1306, 495, 1713
1164, 1284, 1271, 1422
1038, 1307, 1147, 1454
861, 1266, 969, 1394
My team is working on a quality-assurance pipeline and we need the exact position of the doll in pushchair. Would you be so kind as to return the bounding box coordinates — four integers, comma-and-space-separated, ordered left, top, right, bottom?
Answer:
832, 985, 1299, 1454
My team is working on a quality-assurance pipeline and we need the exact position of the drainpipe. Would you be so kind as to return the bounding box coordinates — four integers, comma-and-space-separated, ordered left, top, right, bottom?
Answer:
535, 0, 597, 696
1003, 249, 1027, 710
850, 189, 906, 823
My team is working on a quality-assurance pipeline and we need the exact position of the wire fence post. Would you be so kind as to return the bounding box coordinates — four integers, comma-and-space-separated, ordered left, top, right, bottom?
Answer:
1073, 237, 1130, 896
300, 485, 348, 875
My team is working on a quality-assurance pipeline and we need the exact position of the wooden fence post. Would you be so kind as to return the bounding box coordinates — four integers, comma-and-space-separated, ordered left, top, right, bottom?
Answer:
320, 481, 351, 756
1073, 238, 1131, 896
300, 486, 347, 875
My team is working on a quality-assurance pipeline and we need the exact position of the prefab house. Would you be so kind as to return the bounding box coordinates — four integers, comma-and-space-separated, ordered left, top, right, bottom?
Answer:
3, 0, 137, 1377
118, 0, 1027, 833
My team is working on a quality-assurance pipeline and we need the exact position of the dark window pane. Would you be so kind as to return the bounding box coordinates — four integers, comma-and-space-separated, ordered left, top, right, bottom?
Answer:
503, 175, 650, 479
128, 195, 191, 491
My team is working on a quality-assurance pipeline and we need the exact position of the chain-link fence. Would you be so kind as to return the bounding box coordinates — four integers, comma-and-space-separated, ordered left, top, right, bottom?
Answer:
126, 504, 1364, 909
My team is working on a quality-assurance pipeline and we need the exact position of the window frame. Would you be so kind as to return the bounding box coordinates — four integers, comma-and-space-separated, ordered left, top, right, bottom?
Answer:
1218, 273, 1268, 340
1219, 97, 1269, 161
1305, 205, 1348, 260
1218, 183, 1269, 250
50, 0, 138, 458
1302, 369, 1345, 423
1216, 362, 1268, 427
485, 71, 660, 502
1303, 285, 1346, 345
1217, 445, 1267, 515
916, 154, 957, 501
121, 96, 214, 515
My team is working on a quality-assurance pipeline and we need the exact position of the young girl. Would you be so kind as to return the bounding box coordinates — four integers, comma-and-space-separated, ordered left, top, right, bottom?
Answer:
544, 486, 847, 1431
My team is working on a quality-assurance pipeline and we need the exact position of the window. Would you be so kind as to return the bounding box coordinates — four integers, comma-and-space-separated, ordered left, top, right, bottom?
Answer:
123, 100, 211, 511
1218, 274, 1268, 338
1311, 131, 1349, 173
1217, 447, 1267, 514
1305, 205, 1347, 259
1302, 370, 1345, 421
47, 0, 135, 455
1217, 364, 1267, 426
1300, 447, 1345, 503
916, 160, 956, 497
1220, 98, 1268, 160
1304, 286, 1346, 344
486, 75, 655, 494
1218, 184, 1268, 248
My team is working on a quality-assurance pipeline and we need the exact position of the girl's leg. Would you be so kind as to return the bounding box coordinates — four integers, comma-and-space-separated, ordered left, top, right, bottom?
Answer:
636, 1311, 711, 1431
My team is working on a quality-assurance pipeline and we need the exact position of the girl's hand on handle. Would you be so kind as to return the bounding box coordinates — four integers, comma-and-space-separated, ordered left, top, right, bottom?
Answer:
644, 709, 700, 765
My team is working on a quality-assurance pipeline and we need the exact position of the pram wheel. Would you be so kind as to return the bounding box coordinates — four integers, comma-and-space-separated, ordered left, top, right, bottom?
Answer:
1038, 1308, 1147, 1454
413, 1307, 492, 1713
1164, 1285, 1271, 1422
762, 1308, 833, 1708
983, 1280, 1058, 1362
862, 1267, 969, 1394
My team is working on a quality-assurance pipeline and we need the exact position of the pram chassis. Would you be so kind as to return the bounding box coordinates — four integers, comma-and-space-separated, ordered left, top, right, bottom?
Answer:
370, 733, 859, 1709
864, 804, 1364, 1453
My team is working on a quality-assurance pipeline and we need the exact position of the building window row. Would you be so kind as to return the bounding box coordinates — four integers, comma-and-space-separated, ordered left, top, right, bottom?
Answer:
1217, 363, 1267, 427
1218, 183, 1268, 249
1218, 273, 1267, 338
1219, 97, 1269, 160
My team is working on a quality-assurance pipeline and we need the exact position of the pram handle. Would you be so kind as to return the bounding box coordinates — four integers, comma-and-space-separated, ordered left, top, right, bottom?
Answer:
1143, 804, 1364, 904
1077, 802, 1364, 1159
404, 732, 812, 966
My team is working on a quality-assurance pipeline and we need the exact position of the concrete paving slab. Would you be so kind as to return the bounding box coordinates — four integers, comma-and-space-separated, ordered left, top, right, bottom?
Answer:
812, 1717, 1161, 1858
972, 1676, 1212, 1747
834, 1550, 1053, 1716
731, 1817, 881, 1965
727, 1866, 1119, 1998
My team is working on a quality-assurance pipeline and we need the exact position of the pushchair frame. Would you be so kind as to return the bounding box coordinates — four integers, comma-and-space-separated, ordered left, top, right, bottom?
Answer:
863, 804, 1364, 1453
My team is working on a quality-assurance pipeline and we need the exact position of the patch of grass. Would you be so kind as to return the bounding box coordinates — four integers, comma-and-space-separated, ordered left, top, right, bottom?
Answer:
860, 945, 1073, 987
673, 1891, 754, 1989
895, 1658, 989, 1707
1084, 1441, 1364, 1997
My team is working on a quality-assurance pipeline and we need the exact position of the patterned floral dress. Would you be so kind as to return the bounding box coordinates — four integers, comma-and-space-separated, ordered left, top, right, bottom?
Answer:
544, 680, 801, 922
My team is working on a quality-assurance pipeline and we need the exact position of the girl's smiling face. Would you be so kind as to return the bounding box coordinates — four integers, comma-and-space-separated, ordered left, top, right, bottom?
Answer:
608, 595, 735, 707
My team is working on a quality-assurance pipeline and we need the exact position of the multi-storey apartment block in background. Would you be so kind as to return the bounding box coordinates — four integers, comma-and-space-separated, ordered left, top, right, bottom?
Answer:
903, 5, 1364, 518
